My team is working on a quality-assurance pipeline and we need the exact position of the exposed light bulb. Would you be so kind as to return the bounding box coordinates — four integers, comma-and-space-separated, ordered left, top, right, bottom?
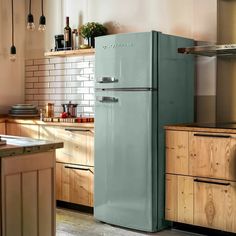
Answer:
10, 45, 16, 62
27, 13, 35, 31
38, 15, 46, 32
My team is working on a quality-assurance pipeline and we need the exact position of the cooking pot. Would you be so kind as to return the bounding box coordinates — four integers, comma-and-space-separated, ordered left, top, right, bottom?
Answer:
61, 101, 78, 117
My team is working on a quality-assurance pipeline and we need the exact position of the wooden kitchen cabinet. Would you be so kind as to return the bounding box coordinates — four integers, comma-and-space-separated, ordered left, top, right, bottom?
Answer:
165, 126, 236, 233
6, 122, 39, 138
56, 162, 94, 207
0, 123, 5, 134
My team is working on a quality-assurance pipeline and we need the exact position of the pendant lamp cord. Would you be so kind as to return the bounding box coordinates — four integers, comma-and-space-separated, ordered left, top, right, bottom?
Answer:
11, 0, 14, 45
41, 0, 44, 16
29, 0, 31, 14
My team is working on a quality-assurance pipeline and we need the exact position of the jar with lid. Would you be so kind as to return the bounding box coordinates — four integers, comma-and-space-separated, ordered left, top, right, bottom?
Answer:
46, 103, 54, 118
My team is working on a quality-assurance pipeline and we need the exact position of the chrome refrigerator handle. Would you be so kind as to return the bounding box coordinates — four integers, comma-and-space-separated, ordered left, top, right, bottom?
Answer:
96, 77, 118, 83
97, 96, 119, 103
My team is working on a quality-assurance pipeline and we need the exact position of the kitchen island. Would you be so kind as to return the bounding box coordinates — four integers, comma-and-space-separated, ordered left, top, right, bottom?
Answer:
0, 135, 63, 236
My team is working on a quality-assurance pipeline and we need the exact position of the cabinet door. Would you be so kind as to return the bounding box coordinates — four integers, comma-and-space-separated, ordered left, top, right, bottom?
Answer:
194, 178, 236, 232
56, 162, 94, 207
55, 127, 93, 166
39, 125, 55, 141
189, 132, 236, 181
6, 123, 38, 138
0, 123, 5, 134
166, 130, 189, 175
165, 174, 193, 224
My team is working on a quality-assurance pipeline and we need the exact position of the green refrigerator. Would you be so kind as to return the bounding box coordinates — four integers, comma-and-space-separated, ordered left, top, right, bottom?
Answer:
94, 31, 194, 232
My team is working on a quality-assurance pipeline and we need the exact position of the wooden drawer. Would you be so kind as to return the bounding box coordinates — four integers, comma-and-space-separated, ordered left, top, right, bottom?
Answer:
189, 132, 236, 181
166, 130, 189, 175
194, 177, 236, 232
55, 127, 94, 166
56, 162, 94, 207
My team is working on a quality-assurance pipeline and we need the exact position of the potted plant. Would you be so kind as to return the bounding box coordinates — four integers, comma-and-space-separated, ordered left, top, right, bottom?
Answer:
79, 22, 107, 48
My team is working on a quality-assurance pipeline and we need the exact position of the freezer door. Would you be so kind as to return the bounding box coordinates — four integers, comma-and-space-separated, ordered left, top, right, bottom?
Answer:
95, 32, 157, 89
94, 90, 157, 231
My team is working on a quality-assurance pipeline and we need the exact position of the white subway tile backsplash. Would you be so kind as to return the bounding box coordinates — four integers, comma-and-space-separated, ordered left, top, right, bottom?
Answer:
25, 71, 34, 77
84, 68, 94, 74
49, 82, 67, 88
34, 59, 50, 65
83, 81, 94, 87
50, 69, 66, 76
34, 82, 49, 88
26, 65, 38, 71
54, 63, 71, 70
66, 56, 83, 63
39, 64, 55, 71
34, 70, 50, 77
25, 56, 95, 117
25, 77, 38, 83
66, 68, 83, 75
25, 89, 39, 94
67, 82, 83, 88
71, 75, 89, 81
50, 58, 67, 64
71, 62, 89, 68
25, 60, 33, 66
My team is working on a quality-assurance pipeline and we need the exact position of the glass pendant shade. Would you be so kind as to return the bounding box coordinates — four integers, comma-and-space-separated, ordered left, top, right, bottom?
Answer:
38, 15, 46, 32
10, 45, 16, 62
27, 13, 35, 31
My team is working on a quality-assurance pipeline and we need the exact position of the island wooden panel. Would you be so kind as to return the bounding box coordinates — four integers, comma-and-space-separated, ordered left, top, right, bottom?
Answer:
1, 151, 55, 236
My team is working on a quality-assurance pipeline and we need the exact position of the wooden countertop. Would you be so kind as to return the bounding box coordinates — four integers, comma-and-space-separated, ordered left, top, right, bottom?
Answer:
165, 123, 236, 134
0, 117, 94, 128
0, 135, 63, 157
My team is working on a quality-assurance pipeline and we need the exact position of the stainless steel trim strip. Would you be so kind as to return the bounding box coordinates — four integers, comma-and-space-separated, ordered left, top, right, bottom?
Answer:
96, 96, 119, 103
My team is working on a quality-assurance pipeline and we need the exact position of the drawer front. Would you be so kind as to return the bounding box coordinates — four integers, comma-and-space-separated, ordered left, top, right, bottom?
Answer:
55, 127, 93, 166
194, 178, 236, 232
166, 130, 189, 175
56, 162, 94, 207
189, 132, 236, 181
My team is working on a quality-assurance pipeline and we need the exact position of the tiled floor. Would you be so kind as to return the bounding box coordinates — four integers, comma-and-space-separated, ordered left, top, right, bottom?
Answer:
56, 208, 204, 236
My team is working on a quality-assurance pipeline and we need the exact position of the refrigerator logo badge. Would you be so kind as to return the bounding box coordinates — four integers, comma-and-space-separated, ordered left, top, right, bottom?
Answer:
102, 43, 134, 50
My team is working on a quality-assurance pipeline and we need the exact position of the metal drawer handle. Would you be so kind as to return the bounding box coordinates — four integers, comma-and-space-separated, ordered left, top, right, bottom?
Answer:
194, 179, 230, 186
97, 96, 119, 103
194, 133, 231, 138
65, 128, 90, 132
97, 77, 118, 83
64, 165, 94, 174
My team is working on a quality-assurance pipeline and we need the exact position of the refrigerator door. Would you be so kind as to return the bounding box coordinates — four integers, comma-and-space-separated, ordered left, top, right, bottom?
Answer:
95, 32, 157, 89
94, 90, 157, 231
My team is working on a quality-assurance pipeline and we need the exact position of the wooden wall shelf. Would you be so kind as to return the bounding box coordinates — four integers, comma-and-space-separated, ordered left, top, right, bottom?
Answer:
44, 48, 95, 57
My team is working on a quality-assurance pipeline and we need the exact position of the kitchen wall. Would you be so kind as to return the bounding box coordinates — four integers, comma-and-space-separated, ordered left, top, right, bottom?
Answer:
0, 0, 25, 114
2, 0, 217, 121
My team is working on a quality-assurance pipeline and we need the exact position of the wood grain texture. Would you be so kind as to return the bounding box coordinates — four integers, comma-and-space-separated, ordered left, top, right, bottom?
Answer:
193, 178, 236, 232
166, 130, 189, 175
6, 123, 39, 138
0, 123, 6, 134
189, 132, 236, 181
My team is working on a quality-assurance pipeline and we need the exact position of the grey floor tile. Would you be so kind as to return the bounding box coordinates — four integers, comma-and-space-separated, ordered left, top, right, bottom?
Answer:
56, 208, 205, 236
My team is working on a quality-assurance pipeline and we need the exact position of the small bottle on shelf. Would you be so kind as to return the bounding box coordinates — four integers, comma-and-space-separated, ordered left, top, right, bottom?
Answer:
64, 17, 72, 50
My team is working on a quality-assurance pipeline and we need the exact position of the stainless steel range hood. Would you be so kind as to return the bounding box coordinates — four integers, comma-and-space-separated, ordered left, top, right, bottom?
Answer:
178, 44, 236, 57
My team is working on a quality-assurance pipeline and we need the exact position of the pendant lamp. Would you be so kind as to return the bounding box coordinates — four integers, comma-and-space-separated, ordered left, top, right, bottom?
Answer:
38, 0, 46, 31
27, 0, 35, 31
10, 0, 16, 62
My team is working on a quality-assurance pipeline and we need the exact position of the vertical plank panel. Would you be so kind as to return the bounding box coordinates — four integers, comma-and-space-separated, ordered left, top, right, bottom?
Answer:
5, 174, 21, 236
22, 171, 37, 236
177, 176, 193, 224
38, 169, 53, 236
165, 174, 178, 221
56, 163, 62, 200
